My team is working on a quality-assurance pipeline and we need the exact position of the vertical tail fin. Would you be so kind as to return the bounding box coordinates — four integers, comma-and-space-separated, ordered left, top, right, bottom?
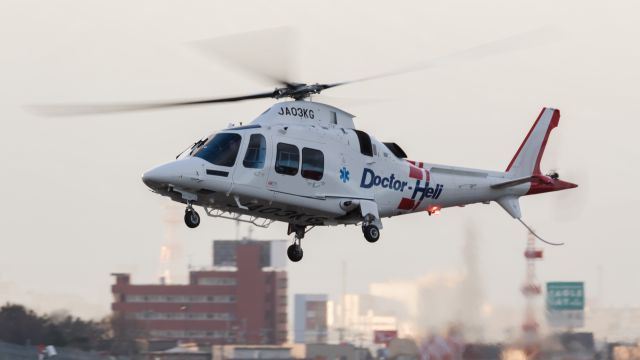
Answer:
506, 107, 560, 178
496, 108, 575, 246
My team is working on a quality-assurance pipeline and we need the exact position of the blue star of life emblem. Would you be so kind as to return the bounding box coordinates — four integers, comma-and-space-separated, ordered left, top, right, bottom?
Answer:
339, 167, 350, 183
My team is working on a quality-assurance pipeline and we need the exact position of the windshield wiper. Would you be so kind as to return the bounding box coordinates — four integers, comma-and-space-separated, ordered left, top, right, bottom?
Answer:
176, 138, 209, 159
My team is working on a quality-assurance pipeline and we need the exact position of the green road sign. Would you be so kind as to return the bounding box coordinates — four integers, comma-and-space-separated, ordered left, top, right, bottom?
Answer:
546, 282, 584, 311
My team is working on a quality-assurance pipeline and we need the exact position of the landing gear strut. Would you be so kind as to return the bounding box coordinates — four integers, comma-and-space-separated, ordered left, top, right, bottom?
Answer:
287, 224, 306, 262
184, 203, 200, 228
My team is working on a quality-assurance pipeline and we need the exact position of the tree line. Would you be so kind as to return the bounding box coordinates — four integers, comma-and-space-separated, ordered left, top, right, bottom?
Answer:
0, 303, 144, 354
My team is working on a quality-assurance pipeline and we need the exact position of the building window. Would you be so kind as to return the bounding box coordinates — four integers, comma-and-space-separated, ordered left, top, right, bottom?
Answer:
198, 277, 237, 286
301, 148, 324, 181
122, 293, 238, 304
275, 143, 299, 176
243, 134, 267, 169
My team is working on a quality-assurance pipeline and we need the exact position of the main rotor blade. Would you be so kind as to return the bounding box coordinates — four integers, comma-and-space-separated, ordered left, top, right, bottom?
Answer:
29, 27, 560, 117
191, 27, 297, 88
29, 91, 276, 117
329, 27, 559, 89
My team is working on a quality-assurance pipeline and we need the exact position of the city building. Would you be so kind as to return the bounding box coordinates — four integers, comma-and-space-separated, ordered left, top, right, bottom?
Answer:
212, 344, 306, 360
294, 294, 329, 344
306, 343, 372, 360
336, 293, 398, 347
111, 240, 288, 345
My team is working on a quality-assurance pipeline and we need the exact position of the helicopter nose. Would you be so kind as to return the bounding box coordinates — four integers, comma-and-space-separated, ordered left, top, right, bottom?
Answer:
142, 159, 196, 189
142, 163, 175, 189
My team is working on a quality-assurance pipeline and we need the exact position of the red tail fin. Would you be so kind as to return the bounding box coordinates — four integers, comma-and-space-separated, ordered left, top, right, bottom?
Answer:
506, 107, 560, 177
506, 108, 577, 194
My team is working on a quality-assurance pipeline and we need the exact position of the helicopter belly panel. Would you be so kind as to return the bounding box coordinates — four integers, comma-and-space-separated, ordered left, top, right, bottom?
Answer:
202, 190, 343, 226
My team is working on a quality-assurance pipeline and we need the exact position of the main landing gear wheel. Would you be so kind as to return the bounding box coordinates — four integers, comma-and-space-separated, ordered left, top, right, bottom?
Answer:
362, 224, 380, 243
287, 242, 303, 262
184, 208, 200, 228
286, 224, 306, 262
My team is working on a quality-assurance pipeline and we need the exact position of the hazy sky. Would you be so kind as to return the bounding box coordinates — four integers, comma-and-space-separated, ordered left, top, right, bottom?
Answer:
1, 0, 639, 320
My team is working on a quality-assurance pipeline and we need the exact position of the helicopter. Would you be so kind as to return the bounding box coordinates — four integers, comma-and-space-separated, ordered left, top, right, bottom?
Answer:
35, 30, 577, 262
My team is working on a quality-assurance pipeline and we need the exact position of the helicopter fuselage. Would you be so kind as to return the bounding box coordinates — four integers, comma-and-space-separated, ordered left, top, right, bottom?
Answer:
142, 100, 576, 233
35, 28, 580, 262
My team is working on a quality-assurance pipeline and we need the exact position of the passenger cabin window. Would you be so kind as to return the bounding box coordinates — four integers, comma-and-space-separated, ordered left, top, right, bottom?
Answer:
195, 133, 242, 167
275, 143, 299, 175
301, 148, 324, 181
354, 130, 373, 156
243, 134, 266, 169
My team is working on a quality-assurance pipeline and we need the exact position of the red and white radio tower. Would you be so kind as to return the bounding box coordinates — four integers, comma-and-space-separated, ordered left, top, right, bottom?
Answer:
521, 232, 543, 355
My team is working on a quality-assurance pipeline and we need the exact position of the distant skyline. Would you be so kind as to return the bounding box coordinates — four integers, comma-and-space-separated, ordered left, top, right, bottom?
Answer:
1, 0, 639, 321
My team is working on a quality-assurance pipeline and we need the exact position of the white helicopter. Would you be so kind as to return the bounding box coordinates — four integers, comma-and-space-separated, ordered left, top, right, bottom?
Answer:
37, 30, 577, 262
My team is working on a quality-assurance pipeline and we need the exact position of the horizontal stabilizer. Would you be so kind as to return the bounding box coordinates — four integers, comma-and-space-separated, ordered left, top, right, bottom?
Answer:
491, 174, 557, 189
491, 174, 577, 194
491, 176, 536, 189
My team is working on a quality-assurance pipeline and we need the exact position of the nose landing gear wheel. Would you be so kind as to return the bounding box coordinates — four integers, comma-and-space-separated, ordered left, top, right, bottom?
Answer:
362, 224, 380, 243
184, 208, 200, 228
287, 244, 303, 262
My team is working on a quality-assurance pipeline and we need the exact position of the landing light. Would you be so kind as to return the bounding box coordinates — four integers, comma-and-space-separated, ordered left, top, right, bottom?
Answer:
427, 206, 441, 216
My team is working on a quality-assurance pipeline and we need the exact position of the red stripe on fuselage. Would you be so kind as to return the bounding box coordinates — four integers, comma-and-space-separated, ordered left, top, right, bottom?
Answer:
397, 198, 415, 210
406, 160, 430, 181
409, 165, 423, 180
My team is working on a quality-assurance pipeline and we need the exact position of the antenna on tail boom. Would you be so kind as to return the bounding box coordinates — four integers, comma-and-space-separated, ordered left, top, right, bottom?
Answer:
517, 218, 564, 246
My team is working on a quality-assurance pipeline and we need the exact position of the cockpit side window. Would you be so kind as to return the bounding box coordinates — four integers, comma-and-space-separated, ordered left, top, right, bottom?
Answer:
354, 130, 373, 157
194, 133, 242, 167
243, 134, 267, 169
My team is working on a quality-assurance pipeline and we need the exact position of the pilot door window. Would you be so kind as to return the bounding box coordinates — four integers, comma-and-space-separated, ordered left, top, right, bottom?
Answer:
194, 133, 242, 167
275, 143, 299, 176
301, 148, 324, 181
243, 134, 267, 169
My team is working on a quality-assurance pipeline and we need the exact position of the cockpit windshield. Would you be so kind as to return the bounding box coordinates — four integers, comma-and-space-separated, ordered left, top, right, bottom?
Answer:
194, 133, 242, 167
